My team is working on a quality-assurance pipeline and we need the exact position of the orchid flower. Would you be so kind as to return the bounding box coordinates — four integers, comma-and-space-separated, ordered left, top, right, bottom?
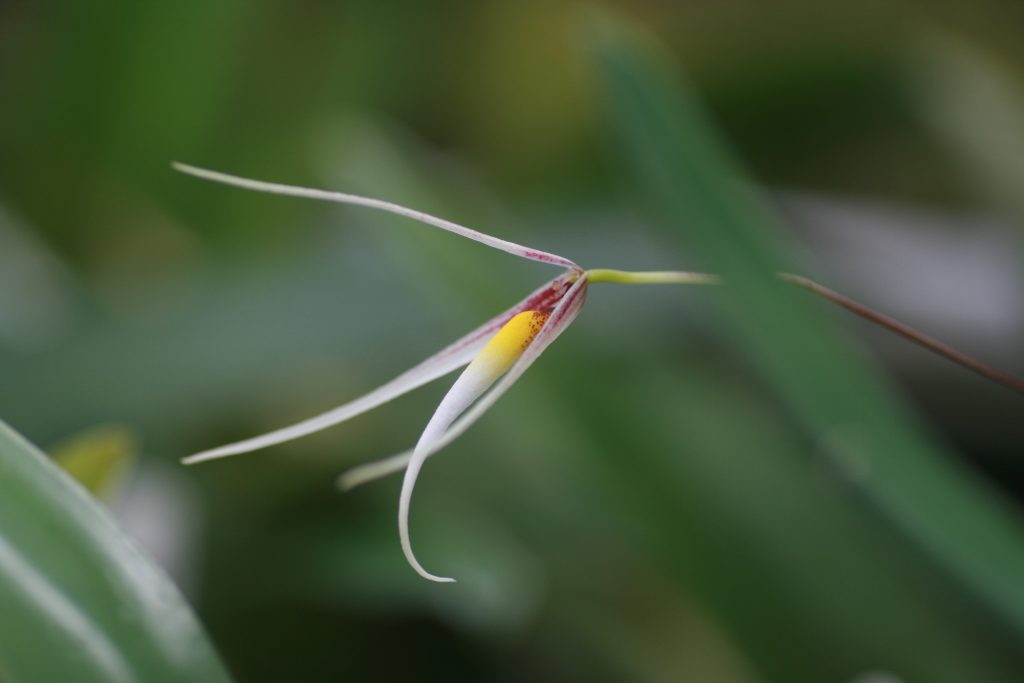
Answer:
173, 162, 1024, 583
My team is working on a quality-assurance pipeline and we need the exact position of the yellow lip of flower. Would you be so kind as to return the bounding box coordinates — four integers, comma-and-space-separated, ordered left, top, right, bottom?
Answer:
476, 310, 551, 372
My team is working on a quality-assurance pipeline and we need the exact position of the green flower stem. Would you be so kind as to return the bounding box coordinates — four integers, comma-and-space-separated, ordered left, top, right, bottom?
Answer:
586, 268, 719, 285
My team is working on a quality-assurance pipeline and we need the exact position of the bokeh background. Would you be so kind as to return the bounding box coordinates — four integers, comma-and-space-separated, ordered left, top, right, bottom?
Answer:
2, 1, 1024, 681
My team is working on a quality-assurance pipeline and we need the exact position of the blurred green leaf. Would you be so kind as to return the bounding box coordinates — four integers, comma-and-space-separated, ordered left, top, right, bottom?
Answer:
52, 425, 137, 502
593, 11, 1024, 640
0, 420, 230, 683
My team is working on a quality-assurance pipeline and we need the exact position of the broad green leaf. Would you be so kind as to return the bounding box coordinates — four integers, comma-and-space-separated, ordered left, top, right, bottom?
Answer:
593, 16, 1024, 638
0, 420, 231, 683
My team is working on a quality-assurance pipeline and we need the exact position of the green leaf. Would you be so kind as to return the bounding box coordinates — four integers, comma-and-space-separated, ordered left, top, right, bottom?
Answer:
0, 420, 231, 683
592, 16, 1024, 636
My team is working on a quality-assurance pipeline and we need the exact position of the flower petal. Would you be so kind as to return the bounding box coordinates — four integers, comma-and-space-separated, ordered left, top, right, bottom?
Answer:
337, 452, 410, 491
173, 163, 579, 269
395, 275, 588, 582
182, 275, 576, 464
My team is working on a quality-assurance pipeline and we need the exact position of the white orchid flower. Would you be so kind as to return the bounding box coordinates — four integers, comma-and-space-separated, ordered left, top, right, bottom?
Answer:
172, 162, 713, 582
173, 162, 1024, 582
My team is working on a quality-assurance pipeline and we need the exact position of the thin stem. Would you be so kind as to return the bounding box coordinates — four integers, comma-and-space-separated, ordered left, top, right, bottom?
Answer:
779, 273, 1024, 395
589, 267, 1024, 395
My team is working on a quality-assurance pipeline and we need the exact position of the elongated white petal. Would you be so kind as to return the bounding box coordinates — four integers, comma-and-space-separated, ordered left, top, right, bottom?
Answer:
396, 275, 588, 582
182, 346, 477, 465
173, 163, 578, 269
337, 452, 410, 491
183, 275, 575, 464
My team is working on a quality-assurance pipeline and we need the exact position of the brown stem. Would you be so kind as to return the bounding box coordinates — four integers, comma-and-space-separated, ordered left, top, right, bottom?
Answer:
779, 273, 1024, 396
